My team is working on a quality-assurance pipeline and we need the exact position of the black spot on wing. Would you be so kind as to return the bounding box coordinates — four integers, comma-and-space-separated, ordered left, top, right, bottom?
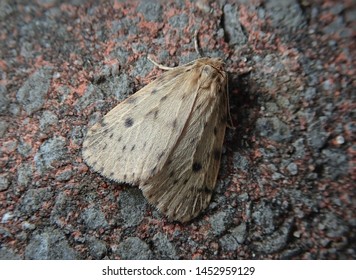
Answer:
146, 108, 159, 119
192, 162, 202, 172
131, 145, 135, 151
151, 89, 157, 94
157, 152, 165, 160
122, 145, 126, 151
214, 127, 217, 136
124, 117, 134, 127
160, 95, 167, 102
109, 133, 114, 138
172, 119, 177, 129
150, 166, 157, 175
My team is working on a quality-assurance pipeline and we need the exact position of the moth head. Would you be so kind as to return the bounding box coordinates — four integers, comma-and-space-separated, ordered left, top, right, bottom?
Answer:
197, 58, 227, 90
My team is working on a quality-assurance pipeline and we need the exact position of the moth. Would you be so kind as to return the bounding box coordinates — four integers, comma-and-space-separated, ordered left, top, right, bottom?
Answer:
82, 51, 228, 222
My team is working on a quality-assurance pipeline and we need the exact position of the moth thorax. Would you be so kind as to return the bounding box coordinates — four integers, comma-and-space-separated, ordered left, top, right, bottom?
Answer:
200, 65, 219, 87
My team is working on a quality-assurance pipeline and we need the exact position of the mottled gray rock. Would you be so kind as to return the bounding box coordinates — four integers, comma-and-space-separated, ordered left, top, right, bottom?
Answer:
50, 192, 74, 228
321, 149, 348, 179
81, 205, 109, 231
256, 117, 291, 142
137, 0, 162, 22
17, 163, 33, 186
265, 0, 306, 31
111, 17, 139, 38
55, 168, 73, 182
131, 57, 154, 79
21, 221, 36, 231
307, 118, 329, 150
0, 173, 9, 191
233, 152, 250, 172
111, 73, 134, 100
116, 237, 153, 260
87, 236, 107, 259
286, 162, 298, 175
152, 232, 178, 259
16, 66, 53, 115
25, 228, 77, 259
253, 218, 294, 254
75, 84, 104, 111
292, 138, 306, 158
318, 212, 348, 238
39, 110, 58, 131
252, 202, 276, 235
0, 85, 9, 114
209, 207, 235, 236
0, 120, 8, 137
1, 212, 14, 225
220, 222, 247, 251
118, 188, 147, 228
17, 140, 33, 157
168, 13, 189, 29
0, 247, 21, 260
34, 136, 68, 175
223, 4, 248, 46
19, 187, 53, 216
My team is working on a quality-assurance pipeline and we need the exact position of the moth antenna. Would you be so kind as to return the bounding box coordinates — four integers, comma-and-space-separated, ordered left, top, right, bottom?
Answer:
194, 30, 204, 57
147, 55, 175, 70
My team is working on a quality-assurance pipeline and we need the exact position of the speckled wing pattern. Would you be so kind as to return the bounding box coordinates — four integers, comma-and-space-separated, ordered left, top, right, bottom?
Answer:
83, 57, 228, 222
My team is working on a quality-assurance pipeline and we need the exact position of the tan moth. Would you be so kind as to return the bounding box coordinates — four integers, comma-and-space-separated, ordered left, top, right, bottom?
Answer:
82, 42, 228, 222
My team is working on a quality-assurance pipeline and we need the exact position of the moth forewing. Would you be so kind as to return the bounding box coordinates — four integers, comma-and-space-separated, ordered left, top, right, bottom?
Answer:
83, 57, 228, 222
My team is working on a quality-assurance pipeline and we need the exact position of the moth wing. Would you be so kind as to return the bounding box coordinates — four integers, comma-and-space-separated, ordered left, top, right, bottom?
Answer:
140, 64, 228, 222
83, 64, 202, 184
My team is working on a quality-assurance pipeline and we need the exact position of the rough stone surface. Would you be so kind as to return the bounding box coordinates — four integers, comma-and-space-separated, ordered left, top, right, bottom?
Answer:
19, 188, 53, 216
25, 228, 77, 259
209, 207, 235, 236
0, 85, 9, 114
220, 223, 247, 251
81, 205, 109, 231
223, 3, 248, 46
34, 136, 68, 175
116, 237, 153, 260
152, 232, 178, 260
87, 236, 107, 259
256, 117, 292, 142
0, 247, 21, 260
16, 67, 53, 115
118, 188, 147, 228
0, 174, 9, 191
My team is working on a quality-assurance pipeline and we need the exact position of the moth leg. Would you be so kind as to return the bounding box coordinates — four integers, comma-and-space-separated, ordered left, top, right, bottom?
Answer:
147, 55, 175, 70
